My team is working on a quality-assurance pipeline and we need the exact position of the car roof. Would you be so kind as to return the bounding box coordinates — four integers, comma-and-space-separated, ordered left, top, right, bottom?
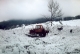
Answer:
36, 25, 42, 26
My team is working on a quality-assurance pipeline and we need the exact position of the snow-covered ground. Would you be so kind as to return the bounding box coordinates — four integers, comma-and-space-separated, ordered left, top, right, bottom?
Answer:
0, 19, 80, 54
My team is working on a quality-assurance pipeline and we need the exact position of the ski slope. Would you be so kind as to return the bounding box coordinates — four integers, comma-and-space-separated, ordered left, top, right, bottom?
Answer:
0, 19, 80, 54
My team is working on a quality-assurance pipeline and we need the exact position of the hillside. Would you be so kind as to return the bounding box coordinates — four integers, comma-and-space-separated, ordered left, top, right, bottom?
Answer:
0, 19, 80, 54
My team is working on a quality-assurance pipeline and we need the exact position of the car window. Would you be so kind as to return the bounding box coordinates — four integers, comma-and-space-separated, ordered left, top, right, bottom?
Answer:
36, 25, 41, 29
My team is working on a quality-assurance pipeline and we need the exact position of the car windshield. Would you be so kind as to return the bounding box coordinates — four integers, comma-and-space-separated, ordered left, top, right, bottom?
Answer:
36, 25, 41, 29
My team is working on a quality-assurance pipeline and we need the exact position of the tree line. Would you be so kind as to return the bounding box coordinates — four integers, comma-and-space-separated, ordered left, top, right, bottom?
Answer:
0, 15, 80, 30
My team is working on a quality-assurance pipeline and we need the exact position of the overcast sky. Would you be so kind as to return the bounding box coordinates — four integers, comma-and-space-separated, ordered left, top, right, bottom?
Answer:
0, 0, 80, 21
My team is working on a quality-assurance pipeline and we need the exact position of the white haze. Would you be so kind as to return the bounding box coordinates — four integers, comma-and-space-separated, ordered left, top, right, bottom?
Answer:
0, 0, 80, 21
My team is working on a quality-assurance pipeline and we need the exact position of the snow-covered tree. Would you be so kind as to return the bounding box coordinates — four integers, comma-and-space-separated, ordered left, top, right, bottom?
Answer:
47, 0, 63, 26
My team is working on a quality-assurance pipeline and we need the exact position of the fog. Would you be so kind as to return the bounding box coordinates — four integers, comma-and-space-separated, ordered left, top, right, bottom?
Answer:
0, 0, 80, 21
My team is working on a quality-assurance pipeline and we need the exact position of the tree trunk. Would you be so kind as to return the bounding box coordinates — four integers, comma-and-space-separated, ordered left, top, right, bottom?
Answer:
51, 21, 52, 26
51, 9, 53, 26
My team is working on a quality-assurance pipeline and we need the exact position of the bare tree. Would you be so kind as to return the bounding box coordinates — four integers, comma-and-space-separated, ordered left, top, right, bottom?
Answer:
47, 0, 63, 26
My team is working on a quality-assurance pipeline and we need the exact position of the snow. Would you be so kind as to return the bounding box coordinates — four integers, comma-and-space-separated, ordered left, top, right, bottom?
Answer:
0, 19, 80, 54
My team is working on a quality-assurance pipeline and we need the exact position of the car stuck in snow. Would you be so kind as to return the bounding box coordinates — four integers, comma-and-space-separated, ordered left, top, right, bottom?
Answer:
29, 25, 49, 37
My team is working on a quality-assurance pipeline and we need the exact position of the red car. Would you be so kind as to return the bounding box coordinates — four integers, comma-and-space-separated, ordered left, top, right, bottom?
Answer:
29, 25, 49, 37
